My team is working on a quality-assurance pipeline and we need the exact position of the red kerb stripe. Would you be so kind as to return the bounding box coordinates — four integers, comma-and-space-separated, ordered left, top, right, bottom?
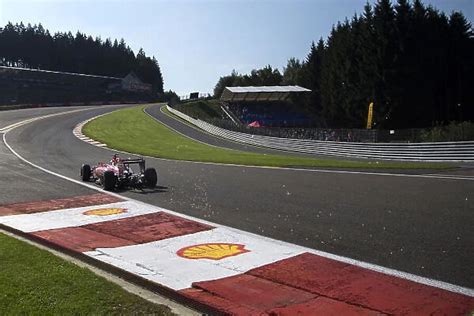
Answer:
247, 252, 474, 315
0, 193, 122, 216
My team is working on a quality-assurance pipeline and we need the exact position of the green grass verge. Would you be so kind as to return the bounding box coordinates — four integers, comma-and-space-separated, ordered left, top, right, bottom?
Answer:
83, 105, 451, 169
0, 233, 173, 315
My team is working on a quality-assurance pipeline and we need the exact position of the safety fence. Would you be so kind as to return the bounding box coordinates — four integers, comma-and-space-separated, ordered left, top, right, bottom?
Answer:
166, 105, 474, 161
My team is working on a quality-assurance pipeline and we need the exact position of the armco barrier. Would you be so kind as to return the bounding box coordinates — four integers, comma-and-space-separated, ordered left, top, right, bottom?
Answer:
166, 105, 474, 161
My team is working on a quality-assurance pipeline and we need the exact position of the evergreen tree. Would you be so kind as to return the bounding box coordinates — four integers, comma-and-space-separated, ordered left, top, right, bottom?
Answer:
303, 39, 325, 120
0, 22, 164, 93
213, 70, 240, 98
211, 0, 473, 128
282, 57, 303, 85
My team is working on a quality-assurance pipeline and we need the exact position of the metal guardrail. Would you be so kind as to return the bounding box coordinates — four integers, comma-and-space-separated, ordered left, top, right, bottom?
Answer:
166, 105, 474, 161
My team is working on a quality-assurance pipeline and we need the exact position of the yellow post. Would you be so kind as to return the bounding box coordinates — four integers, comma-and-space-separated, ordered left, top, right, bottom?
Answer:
367, 102, 374, 129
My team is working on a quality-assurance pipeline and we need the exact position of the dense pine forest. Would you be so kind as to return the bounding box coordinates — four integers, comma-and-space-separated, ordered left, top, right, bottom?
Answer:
214, 0, 473, 129
0, 22, 163, 93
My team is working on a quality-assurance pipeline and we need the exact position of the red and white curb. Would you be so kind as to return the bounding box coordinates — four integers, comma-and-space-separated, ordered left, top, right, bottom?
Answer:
1, 193, 473, 315
73, 116, 108, 147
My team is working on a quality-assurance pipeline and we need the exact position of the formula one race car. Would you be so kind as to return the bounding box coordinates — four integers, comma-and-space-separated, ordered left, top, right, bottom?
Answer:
80, 154, 157, 191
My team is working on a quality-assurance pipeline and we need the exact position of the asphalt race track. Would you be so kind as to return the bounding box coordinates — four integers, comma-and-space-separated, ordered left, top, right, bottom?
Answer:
0, 106, 96, 131
1, 104, 473, 289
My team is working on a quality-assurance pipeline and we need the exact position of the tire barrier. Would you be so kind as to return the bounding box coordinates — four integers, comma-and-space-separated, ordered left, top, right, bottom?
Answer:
166, 105, 474, 161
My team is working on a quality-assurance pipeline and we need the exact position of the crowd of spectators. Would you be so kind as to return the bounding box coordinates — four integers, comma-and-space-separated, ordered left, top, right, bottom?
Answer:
227, 101, 311, 127
220, 101, 377, 142
240, 126, 376, 142
206, 101, 463, 143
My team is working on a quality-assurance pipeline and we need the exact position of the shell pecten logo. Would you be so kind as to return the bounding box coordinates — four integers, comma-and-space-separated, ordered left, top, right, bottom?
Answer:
83, 208, 127, 216
177, 243, 250, 260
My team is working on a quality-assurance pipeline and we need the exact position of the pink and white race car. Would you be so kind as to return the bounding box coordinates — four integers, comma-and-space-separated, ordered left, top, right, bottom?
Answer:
80, 154, 157, 191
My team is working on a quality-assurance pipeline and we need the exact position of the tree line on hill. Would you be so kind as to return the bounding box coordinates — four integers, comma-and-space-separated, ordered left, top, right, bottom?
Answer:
0, 22, 164, 93
214, 0, 473, 129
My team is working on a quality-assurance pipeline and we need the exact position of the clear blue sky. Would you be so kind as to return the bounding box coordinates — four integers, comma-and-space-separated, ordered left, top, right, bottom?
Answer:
1, 0, 472, 96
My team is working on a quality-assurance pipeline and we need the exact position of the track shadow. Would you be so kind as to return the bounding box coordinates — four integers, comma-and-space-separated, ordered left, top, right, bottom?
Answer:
126, 185, 169, 195
89, 181, 169, 194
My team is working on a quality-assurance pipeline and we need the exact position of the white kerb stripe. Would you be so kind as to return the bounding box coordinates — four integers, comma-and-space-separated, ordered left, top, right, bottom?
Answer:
86, 226, 305, 290
0, 201, 162, 233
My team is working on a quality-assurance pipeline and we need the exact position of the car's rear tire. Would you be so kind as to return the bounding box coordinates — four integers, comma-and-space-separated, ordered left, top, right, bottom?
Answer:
103, 171, 116, 191
81, 164, 91, 181
144, 168, 157, 188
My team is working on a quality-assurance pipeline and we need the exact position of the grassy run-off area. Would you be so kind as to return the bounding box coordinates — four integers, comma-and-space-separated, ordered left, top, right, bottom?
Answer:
0, 233, 173, 315
83, 105, 450, 169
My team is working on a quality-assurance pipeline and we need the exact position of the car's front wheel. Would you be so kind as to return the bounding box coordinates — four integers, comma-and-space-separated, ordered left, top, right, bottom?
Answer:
81, 164, 91, 181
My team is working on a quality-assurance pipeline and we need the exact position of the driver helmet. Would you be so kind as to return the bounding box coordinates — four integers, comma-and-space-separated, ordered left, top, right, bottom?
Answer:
111, 154, 120, 165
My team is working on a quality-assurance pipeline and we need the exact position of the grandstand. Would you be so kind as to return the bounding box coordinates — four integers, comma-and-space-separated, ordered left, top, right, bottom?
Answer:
220, 86, 312, 127
0, 66, 153, 105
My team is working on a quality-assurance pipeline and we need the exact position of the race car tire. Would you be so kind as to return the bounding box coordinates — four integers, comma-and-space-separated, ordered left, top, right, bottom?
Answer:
103, 171, 117, 191
81, 164, 91, 181
144, 168, 157, 188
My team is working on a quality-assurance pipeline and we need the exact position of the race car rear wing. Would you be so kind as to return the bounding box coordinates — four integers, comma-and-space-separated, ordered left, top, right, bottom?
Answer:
121, 158, 146, 172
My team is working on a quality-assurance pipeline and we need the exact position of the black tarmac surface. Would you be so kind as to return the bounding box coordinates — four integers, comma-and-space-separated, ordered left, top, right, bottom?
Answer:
1, 104, 473, 288
0, 106, 94, 130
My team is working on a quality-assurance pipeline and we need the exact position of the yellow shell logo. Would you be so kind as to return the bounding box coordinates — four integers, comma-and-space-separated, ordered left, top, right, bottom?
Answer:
177, 243, 249, 260
83, 208, 127, 216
